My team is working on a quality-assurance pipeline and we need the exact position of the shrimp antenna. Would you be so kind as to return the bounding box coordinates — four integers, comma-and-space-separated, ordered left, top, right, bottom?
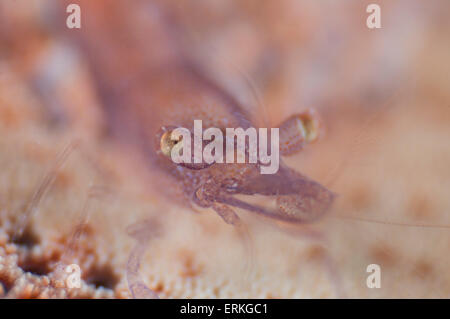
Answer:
179, 20, 270, 128
60, 184, 112, 264
324, 84, 406, 188
12, 140, 79, 242
322, 79, 450, 229
331, 215, 450, 229
235, 67, 270, 128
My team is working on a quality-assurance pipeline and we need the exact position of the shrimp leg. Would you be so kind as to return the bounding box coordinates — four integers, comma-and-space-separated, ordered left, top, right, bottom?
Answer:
126, 219, 160, 299
211, 203, 255, 286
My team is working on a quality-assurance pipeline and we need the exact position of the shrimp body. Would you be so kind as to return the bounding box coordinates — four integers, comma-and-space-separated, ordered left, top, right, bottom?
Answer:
71, 0, 334, 225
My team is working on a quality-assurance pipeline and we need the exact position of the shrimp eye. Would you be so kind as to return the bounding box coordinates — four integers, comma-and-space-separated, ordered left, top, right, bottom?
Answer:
279, 110, 321, 156
156, 126, 212, 170
297, 111, 320, 142
160, 129, 181, 157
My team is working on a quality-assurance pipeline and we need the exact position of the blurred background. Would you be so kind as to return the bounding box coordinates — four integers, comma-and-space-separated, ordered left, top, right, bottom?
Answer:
0, 0, 449, 298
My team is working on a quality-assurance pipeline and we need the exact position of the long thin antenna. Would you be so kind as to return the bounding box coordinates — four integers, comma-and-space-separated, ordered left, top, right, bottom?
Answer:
332, 215, 450, 229
12, 140, 79, 242
237, 68, 271, 128
180, 19, 270, 128
324, 85, 405, 189
61, 184, 111, 264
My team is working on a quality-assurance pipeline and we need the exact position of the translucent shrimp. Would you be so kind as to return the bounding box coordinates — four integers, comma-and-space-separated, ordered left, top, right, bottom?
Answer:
58, 0, 337, 296
68, 0, 335, 228
58, 0, 450, 298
